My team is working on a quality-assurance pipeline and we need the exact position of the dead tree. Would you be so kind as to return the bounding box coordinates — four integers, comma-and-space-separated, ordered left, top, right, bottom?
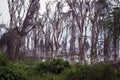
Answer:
66, 0, 91, 63
0, 0, 40, 60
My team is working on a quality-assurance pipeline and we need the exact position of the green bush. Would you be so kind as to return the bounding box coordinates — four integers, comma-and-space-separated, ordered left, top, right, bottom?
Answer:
49, 59, 71, 74
0, 53, 25, 80
97, 64, 115, 80
35, 59, 71, 75
60, 67, 77, 80
40, 72, 60, 80
0, 66, 25, 80
11, 62, 31, 78
61, 63, 118, 80
0, 53, 8, 66
114, 70, 120, 80
62, 64, 92, 80
0, 54, 120, 80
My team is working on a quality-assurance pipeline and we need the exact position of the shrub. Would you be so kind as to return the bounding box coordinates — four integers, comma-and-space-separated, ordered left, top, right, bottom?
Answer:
35, 59, 71, 75
0, 66, 25, 80
50, 59, 71, 74
11, 62, 30, 78
63, 64, 93, 80
60, 67, 77, 80
115, 70, 120, 79
0, 53, 8, 66
98, 64, 115, 80
61, 63, 118, 80
40, 72, 60, 80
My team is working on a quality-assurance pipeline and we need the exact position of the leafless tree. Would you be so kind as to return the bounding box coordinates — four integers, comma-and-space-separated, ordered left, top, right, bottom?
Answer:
0, 0, 40, 60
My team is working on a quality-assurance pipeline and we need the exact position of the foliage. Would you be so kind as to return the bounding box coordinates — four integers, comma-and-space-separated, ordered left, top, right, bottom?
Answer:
11, 62, 32, 79
0, 53, 25, 80
39, 72, 60, 80
61, 63, 118, 80
0, 66, 25, 80
35, 58, 71, 75
0, 53, 8, 66
0, 55, 120, 80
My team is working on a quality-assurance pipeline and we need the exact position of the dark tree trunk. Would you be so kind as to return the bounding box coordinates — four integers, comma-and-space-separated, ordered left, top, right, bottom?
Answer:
0, 29, 22, 60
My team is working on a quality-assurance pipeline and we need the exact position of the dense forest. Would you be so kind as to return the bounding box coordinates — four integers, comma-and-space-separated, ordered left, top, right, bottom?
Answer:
0, 0, 120, 63
0, 0, 120, 79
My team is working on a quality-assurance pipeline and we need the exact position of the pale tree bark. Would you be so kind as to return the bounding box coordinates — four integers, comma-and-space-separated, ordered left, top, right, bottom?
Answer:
0, 0, 40, 60
67, 0, 90, 63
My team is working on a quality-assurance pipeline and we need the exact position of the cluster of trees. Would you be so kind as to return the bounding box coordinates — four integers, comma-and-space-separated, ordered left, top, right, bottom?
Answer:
0, 0, 120, 63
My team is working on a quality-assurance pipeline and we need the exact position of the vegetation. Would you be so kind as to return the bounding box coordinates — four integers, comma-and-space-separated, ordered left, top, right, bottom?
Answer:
0, 1, 120, 80
35, 59, 71, 75
0, 53, 25, 80
0, 53, 120, 80
0, 66, 25, 80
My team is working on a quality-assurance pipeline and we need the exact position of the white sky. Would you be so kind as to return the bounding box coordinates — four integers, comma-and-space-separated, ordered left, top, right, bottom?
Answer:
0, 0, 56, 24
0, 0, 9, 23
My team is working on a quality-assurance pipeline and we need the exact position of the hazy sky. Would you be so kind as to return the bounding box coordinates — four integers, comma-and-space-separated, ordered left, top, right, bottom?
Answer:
0, 0, 9, 23
0, 0, 56, 24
